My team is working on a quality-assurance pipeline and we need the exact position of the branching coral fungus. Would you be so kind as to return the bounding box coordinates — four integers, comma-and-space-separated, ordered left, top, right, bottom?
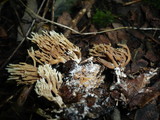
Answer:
89, 43, 131, 83
35, 64, 65, 108
28, 31, 81, 65
89, 44, 131, 69
6, 63, 39, 85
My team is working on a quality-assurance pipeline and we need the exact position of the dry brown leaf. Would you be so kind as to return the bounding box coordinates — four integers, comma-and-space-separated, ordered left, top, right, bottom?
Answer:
112, 23, 129, 42
124, 74, 147, 98
134, 102, 159, 120
141, 5, 160, 27
106, 29, 119, 45
91, 35, 110, 45
57, 12, 72, 27
131, 59, 148, 73
145, 50, 159, 63
105, 23, 129, 45
129, 88, 160, 109
120, 69, 159, 109
128, 30, 145, 40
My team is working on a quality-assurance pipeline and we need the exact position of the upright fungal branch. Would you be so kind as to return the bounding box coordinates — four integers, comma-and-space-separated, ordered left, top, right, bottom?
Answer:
89, 44, 131, 69
28, 31, 81, 65
6, 63, 39, 85
35, 64, 65, 108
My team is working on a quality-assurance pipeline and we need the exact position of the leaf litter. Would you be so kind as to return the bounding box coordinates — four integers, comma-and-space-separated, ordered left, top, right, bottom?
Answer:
0, 0, 160, 120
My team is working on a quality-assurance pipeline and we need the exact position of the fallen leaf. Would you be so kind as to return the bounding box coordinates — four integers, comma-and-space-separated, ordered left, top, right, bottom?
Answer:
91, 34, 110, 45
129, 81, 160, 109
131, 59, 148, 73
134, 102, 159, 120
106, 29, 119, 45
57, 12, 72, 27
128, 9, 141, 26
145, 50, 159, 63
105, 24, 128, 45
128, 30, 145, 40
141, 5, 160, 27
112, 23, 129, 42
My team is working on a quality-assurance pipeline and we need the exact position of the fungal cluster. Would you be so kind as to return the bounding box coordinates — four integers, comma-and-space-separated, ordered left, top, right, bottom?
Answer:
6, 31, 132, 119
89, 43, 131, 84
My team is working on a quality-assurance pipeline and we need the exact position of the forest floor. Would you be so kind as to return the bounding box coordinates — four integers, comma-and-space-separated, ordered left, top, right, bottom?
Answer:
0, 0, 160, 120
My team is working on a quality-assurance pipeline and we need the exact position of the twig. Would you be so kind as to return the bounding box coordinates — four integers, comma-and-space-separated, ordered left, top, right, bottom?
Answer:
81, 27, 160, 35
123, 0, 141, 6
42, 0, 50, 18
0, 0, 46, 70
16, 85, 33, 106
51, 0, 55, 30
13, 6, 25, 38
145, 33, 160, 45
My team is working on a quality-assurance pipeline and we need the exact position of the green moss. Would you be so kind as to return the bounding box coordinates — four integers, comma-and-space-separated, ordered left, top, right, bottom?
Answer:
92, 9, 115, 28
143, 0, 160, 9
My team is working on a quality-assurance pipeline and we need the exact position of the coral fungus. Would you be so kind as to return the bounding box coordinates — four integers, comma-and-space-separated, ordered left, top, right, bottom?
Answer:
89, 43, 131, 83
6, 62, 39, 85
89, 43, 131, 69
28, 31, 81, 65
35, 64, 65, 108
